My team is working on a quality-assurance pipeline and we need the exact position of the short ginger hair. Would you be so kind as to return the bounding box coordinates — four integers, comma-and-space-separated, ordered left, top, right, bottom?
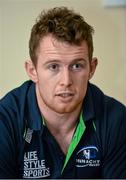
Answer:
29, 6, 94, 65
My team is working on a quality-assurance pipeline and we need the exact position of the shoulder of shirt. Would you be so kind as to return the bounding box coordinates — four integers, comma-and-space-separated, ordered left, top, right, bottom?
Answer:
88, 82, 126, 124
0, 80, 33, 108
0, 80, 34, 128
89, 82, 126, 109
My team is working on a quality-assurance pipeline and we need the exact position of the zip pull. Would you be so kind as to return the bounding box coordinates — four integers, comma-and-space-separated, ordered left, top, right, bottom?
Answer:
24, 128, 33, 144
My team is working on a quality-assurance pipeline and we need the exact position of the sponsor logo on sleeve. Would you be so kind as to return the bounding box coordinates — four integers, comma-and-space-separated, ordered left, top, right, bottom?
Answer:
23, 151, 50, 178
76, 146, 100, 168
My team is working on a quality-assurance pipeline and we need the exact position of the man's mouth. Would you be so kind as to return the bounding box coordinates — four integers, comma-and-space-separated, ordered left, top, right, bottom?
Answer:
56, 91, 75, 99
57, 93, 74, 98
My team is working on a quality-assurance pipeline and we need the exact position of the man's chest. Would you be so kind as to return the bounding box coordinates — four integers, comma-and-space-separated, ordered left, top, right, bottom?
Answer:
20, 125, 102, 179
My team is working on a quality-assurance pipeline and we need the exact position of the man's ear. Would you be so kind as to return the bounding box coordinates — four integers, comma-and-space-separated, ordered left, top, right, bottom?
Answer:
25, 60, 38, 83
89, 57, 98, 80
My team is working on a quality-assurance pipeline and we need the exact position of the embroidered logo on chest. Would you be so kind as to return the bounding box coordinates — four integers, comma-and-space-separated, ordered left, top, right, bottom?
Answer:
76, 146, 100, 167
23, 151, 50, 178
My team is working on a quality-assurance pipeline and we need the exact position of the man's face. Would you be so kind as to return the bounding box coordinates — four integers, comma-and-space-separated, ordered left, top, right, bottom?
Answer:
27, 35, 97, 114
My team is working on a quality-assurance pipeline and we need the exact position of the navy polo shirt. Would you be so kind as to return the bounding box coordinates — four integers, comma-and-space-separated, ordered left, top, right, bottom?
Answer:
0, 80, 126, 179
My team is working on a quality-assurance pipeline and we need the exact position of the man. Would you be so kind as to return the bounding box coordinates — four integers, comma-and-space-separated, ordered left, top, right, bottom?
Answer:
0, 7, 126, 179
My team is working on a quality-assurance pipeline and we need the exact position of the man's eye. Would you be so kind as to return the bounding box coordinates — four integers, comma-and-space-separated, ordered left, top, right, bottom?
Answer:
71, 63, 83, 70
48, 64, 59, 71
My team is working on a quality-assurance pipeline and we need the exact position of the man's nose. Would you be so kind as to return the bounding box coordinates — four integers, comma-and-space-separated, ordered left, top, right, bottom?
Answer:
60, 68, 73, 87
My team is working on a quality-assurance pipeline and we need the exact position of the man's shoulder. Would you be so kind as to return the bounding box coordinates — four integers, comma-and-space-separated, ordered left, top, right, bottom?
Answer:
0, 80, 34, 111
0, 81, 35, 140
89, 83, 126, 116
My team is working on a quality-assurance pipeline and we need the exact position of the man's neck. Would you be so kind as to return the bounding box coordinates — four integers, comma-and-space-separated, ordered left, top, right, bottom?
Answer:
42, 107, 81, 134
39, 97, 82, 134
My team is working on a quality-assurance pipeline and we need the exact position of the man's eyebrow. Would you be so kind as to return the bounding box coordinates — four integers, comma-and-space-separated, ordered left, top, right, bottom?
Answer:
43, 58, 87, 65
70, 58, 87, 63
43, 60, 61, 65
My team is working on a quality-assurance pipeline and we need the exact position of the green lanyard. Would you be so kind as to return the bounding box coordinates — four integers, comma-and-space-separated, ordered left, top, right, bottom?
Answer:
62, 111, 86, 173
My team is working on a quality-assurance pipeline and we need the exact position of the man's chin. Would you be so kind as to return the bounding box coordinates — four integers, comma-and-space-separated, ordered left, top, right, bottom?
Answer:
53, 106, 76, 114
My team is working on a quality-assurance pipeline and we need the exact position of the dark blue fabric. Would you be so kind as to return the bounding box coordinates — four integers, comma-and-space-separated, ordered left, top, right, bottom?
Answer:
0, 80, 126, 179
